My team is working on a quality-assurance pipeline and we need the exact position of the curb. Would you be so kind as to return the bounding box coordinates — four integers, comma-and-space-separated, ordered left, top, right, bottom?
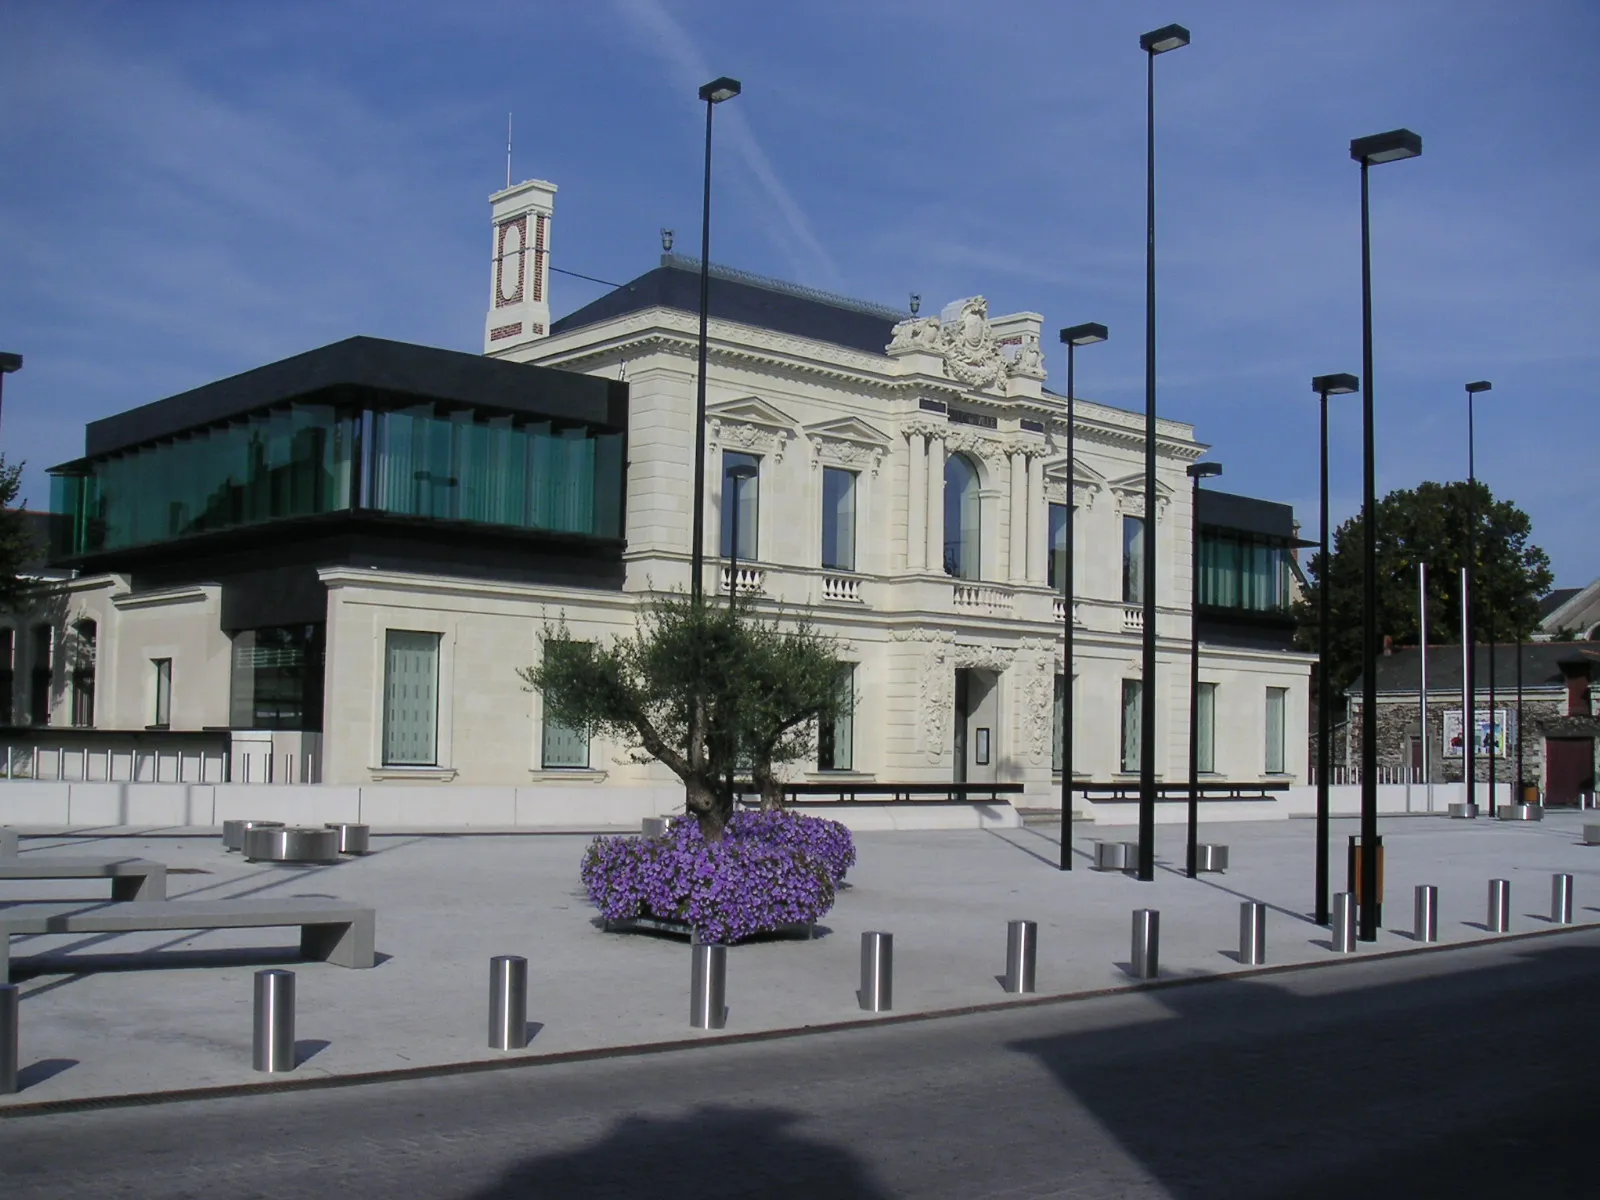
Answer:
4, 918, 1596, 1120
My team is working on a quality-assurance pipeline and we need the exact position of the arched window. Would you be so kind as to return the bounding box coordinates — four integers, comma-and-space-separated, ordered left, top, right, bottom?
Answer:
943, 453, 981, 579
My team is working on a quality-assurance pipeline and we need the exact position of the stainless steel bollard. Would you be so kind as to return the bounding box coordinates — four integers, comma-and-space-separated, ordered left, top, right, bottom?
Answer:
252, 969, 295, 1073
1552, 873, 1574, 925
1332, 892, 1357, 952
1487, 879, 1510, 933
488, 955, 529, 1050
859, 931, 893, 1012
1004, 919, 1038, 994
1414, 885, 1439, 944
1131, 909, 1160, 979
690, 942, 727, 1029
1239, 901, 1266, 966
0, 983, 17, 1095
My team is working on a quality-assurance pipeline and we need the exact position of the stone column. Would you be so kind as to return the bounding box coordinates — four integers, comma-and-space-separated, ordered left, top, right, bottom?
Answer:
906, 432, 926, 572
1007, 450, 1027, 582
925, 433, 945, 574
1025, 453, 1045, 583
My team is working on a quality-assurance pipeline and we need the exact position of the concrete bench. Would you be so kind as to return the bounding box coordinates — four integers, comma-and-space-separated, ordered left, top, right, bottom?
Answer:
1, 897, 376, 979
0, 828, 15, 857
0, 856, 167, 901
1583, 825, 1600, 846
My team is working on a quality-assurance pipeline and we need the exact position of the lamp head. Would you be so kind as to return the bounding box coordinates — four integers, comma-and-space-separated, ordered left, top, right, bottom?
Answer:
699, 77, 742, 103
1350, 129, 1422, 164
1187, 462, 1223, 480
1465, 380, 1492, 394
0, 351, 21, 375
1059, 322, 1109, 346
1311, 372, 1359, 396
1140, 24, 1191, 53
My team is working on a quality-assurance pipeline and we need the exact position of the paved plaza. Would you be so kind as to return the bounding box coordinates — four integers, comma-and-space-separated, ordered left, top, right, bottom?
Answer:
2, 810, 1597, 1108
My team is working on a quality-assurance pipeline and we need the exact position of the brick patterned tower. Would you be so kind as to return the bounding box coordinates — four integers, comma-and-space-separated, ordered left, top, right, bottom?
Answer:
483, 179, 556, 356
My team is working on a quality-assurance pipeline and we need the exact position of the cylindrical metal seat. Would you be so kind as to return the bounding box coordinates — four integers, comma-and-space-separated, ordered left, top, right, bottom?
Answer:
223, 819, 284, 852
244, 825, 340, 864
1093, 841, 1127, 872
1197, 844, 1229, 873
324, 822, 371, 855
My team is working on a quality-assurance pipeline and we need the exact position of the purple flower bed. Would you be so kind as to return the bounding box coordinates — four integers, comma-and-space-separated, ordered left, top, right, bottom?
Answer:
581, 811, 856, 944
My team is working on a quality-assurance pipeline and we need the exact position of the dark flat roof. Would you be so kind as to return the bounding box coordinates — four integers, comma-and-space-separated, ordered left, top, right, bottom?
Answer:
551, 257, 901, 356
71, 336, 627, 461
1197, 489, 1301, 542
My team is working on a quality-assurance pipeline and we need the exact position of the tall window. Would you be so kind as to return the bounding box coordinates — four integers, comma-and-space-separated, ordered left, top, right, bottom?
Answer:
0, 628, 13, 726
70, 620, 96, 727
230, 625, 325, 730
29, 624, 52, 726
1196, 682, 1216, 773
540, 642, 591, 769
1120, 679, 1142, 773
821, 467, 856, 571
1048, 503, 1070, 592
720, 451, 760, 560
152, 659, 172, 728
1122, 516, 1145, 604
943, 453, 981, 579
383, 631, 441, 766
1265, 686, 1287, 774
817, 664, 856, 771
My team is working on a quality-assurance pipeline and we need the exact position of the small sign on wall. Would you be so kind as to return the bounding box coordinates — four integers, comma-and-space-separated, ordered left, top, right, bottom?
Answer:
975, 727, 991, 766
1442, 709, 1516, 757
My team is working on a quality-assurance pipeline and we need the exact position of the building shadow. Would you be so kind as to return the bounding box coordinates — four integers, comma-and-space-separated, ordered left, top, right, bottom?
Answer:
1007, 938, 1600, 1198
463, 1104, 892, 1199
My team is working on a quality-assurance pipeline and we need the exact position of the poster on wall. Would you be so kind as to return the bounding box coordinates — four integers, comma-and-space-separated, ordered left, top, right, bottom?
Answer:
1442, 709, 1516, 757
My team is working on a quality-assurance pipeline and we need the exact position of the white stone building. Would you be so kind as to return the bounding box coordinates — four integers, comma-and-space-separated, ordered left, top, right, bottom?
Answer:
2, 178, 1314, 825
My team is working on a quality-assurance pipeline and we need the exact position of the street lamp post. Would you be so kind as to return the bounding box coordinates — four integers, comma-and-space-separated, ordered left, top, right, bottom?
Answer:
1185, 460, 1222, 878
1136, 22, 1190, 884
1312, 372, 1359, 924
688, 77, 742, 607
0, 352, 21, 439
1464, 380, 1491, 816
1056, 322, 1108, 871
724, 461, 758, 603
1350, 128, 1421, 940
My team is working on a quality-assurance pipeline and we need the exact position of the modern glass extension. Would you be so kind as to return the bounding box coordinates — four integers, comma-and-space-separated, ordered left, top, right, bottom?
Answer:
1197, 531, 1294, 613
50, 401, 624, 557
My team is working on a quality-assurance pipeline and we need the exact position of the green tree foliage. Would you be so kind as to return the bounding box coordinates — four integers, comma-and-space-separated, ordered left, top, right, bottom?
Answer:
1294, 480, 1553, 692
521, 593, 848, 838
0, 458, 39, 612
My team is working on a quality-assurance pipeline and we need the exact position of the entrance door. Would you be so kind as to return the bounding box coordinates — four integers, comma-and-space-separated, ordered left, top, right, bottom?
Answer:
953, 669, 970, 784
1545, 737, 1595, 806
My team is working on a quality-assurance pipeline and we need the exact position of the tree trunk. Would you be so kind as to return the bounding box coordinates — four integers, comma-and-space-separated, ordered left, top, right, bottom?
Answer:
753, 760, 786, 812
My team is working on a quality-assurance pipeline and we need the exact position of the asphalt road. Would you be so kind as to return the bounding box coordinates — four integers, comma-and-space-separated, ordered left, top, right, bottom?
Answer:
3, 928, 1597, 1199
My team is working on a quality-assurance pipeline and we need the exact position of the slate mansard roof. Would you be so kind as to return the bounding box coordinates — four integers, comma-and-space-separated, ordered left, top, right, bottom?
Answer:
1349, 641, 1600, 697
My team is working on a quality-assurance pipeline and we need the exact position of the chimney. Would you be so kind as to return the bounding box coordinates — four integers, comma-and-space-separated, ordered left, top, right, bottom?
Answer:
1559, 659, 1593, 717
484, 178, 557, 357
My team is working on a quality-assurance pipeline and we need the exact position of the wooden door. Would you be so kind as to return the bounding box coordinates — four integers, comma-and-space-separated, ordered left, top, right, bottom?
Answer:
1544, 737, 1594, 806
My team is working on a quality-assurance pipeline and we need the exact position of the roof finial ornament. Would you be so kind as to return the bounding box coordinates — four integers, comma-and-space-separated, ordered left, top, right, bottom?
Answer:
661, 228, 675, 254
909, 292, 921, 316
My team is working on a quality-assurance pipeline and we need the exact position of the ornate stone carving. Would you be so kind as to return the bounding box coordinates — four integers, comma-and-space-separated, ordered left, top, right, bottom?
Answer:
1027, 654, 1055, 761
709, 418, 794, 463
944, 426, 1007, 465
811, 437, 885, 476
888, 316, 944, 354
1009, 331, 1047, 380
938, 297, 1007, 391
953, 643, 1016, 672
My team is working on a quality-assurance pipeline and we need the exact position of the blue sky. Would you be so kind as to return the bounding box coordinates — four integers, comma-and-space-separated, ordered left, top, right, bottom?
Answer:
2, 0, 1596, 586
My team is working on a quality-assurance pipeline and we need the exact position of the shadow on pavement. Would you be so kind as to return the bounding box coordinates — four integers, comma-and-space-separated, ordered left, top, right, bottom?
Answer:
463, 1104, 892, 1199
1009, 937, 1600, 1198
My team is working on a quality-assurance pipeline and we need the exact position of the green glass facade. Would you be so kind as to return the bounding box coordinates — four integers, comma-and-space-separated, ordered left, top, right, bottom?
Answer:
1197, 531, 1293, 613
50, 401, 624, 558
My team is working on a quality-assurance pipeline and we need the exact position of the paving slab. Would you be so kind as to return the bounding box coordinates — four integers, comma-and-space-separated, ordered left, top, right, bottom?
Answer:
2, 811, 1596, 1107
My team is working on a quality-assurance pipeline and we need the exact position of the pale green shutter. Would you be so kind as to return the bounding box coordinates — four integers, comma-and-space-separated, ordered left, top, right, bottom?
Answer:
383, 631, 440, 765
1197, 683, 1215, 773
541, 715, 589, 769
1265, 687, 1287, 773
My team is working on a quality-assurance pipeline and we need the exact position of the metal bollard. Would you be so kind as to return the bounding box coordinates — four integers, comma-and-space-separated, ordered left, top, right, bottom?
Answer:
1239, 901, 1266, 966
1004, 920, 1038, 994
1332, 892, 1357, 952
1487, 879, 1510, 933
1414, 885, 1438, 944
859, 931, 893, 1012
0, 983, 17, 1095
690, 942, 727, 1029
1131, 909, 1160, 979
1552, 874, 1574, 926
488, 955, 529, 1050
252, 969, 295, 1073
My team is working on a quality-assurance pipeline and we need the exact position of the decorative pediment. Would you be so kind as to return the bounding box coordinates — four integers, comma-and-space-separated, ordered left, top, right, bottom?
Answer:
707, 396, 798, 462
1043, 457, 1108, 509
805, 416, 892, 476
1107, 472, 1173, 523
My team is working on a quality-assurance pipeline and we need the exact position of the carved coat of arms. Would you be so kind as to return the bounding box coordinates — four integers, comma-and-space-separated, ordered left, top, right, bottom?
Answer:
887, 296, 1014, 392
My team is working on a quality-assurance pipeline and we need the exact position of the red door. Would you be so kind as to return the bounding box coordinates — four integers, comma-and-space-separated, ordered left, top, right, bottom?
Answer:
1545, 738, 1595, 806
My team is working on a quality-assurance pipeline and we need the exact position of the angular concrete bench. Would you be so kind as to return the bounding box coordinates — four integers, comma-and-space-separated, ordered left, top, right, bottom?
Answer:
0, 828, 16, 857
1, 897, 376, 979
0, 856, 167, 901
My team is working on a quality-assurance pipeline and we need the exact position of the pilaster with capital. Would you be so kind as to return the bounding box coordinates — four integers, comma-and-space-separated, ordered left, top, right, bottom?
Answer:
1025, 452, 1045, 583
925, 432, 946, 573
1007, 450, 1028, 583
906, 432, 927, 572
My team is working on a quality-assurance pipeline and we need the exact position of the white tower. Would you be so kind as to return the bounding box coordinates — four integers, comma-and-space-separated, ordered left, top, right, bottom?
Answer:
484, 179, 557, 356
